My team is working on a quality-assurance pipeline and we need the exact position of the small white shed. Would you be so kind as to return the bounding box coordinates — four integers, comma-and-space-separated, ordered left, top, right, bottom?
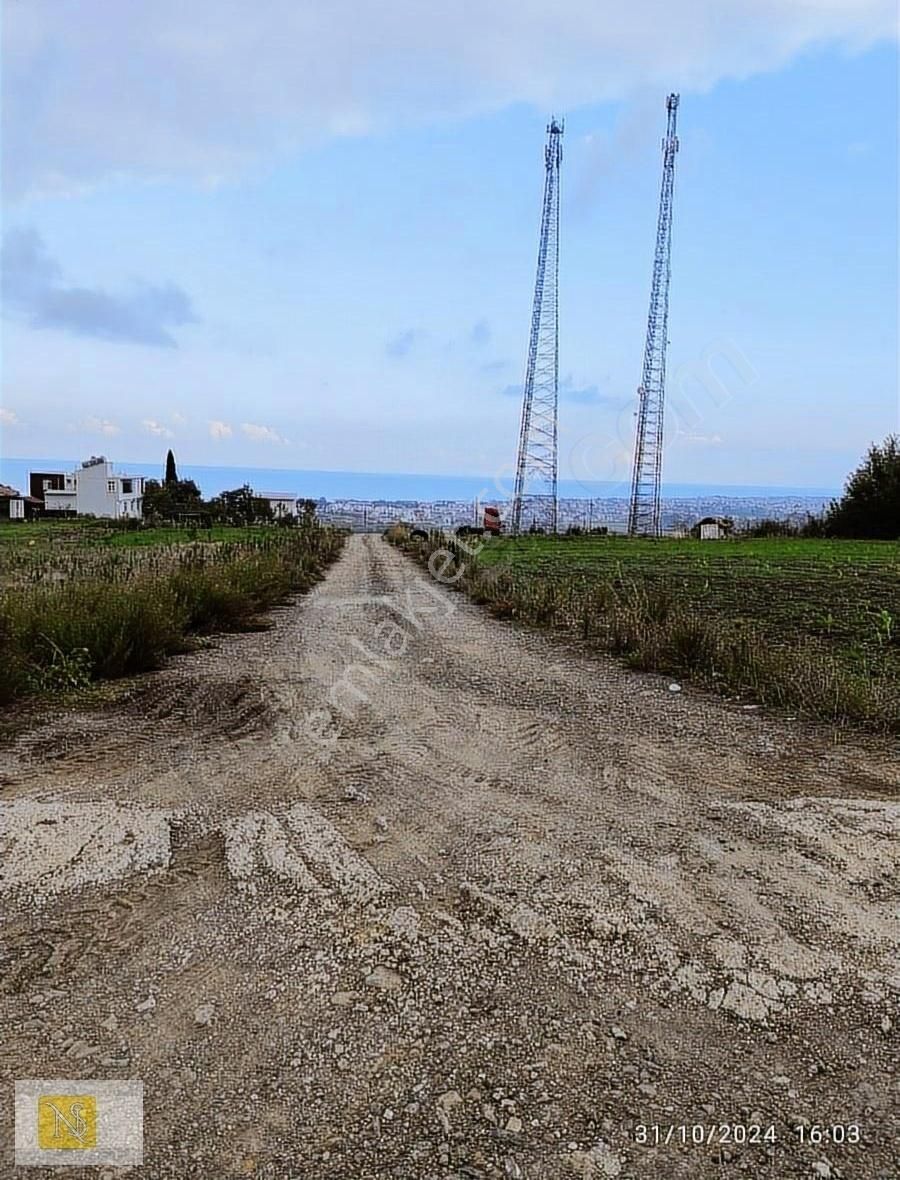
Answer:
698, 516, 725, 540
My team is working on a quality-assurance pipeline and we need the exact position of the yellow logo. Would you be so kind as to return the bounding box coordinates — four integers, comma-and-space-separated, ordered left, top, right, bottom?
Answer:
37, 1095, 97, 1150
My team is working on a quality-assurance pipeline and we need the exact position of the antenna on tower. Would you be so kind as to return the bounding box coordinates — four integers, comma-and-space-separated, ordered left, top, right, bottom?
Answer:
511, 116, 563, 535
627, 93, 680, 538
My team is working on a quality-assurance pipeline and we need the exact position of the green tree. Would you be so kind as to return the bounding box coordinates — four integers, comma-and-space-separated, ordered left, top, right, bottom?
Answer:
164, 449, 178, 485
208, 485, 274, 525
825, 435, 900, 540
143, 477, 204, 521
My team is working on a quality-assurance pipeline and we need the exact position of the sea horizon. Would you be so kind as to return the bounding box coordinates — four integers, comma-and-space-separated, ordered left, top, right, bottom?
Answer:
0, 455, 839, 504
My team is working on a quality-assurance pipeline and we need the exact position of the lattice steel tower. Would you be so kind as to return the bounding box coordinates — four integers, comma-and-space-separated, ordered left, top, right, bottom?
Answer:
512, 117, 563, 534
627, 93, 680, 537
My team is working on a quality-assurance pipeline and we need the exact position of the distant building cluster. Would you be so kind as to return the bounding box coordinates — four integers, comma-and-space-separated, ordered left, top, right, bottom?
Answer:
0, 454, 831, 533
4, 456, 328, 524
317, 494, 830, 535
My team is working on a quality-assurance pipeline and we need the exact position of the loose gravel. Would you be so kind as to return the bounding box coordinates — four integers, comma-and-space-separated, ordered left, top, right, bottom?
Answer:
1, 535, 897, 1178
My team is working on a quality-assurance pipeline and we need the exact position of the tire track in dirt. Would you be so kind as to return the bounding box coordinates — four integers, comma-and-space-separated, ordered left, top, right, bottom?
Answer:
1, 534, 897, 1178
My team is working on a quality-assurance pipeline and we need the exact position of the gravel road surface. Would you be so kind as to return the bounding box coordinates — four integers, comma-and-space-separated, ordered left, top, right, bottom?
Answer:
1, 534, 897, 1178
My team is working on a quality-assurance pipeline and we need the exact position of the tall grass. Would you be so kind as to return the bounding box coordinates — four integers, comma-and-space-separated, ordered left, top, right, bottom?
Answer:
0, 525, 345, 705
392, 531, 898, 733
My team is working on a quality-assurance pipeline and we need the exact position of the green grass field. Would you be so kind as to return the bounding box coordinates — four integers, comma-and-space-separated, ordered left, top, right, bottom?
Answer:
0, 520, 269, 549
477, 535, 900, 664
396, 531, 900, 730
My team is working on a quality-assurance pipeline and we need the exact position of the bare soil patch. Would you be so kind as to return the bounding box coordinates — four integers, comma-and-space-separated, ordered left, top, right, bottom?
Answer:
1, 536, 897, 1178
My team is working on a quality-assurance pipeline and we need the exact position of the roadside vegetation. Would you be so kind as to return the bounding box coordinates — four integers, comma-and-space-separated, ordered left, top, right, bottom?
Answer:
390, 436, 899, 731
0, 519, 344, 705
391, 528, 899, 733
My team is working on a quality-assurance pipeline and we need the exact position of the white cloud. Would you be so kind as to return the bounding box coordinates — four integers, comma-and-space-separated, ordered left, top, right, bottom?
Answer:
3, 1, 895, 197
75, 415, 121, 437
0, 407, 21, 426
208, 419, 233, 439
171, 411, 188, 426
142, 417, 174, 438
240, 422, 288, 444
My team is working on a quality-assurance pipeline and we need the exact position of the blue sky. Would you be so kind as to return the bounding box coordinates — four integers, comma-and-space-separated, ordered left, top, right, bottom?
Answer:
1, 1, 897, 491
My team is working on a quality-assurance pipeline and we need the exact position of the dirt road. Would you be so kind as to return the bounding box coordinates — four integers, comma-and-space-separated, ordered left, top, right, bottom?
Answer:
2, 535, 897, 1178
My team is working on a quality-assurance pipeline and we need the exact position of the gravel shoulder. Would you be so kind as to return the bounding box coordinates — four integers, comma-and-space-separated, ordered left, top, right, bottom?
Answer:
1, 534, 897, 1179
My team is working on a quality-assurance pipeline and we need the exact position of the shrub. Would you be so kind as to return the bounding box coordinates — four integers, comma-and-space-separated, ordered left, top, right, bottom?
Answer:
825, 435, 900, 540
0, 524, 345, 702
660, 612, 719, 675
26, 640, 93, 693
12, 581, 185, 681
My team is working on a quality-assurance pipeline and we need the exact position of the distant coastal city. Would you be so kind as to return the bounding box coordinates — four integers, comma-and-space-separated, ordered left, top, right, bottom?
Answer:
0, 454, 833, 534
316, 493, 832, 534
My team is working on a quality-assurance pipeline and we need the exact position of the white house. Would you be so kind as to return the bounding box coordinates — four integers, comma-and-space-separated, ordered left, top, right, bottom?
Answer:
38, 457, 146, 519
258, 492, 300, 519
